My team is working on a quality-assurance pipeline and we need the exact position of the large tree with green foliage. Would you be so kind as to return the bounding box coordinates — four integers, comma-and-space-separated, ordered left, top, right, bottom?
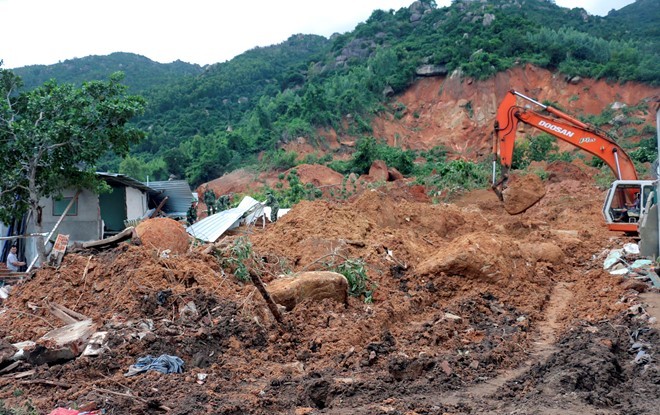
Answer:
0, 65, 146, 261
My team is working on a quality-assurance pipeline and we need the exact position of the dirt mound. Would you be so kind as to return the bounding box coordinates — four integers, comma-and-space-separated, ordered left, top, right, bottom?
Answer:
542, 159, 600, 182
292, 164, 344, 187
198, 168, 265, 197
135, 217, 190, 254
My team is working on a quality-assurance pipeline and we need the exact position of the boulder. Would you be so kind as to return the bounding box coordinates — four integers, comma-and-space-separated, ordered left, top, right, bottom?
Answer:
519, 242, 564, 264
415, 64, 448, 77
0, 339, 17, 365
369, 160, 389, 182
388, 167, 405, 181
267, 271, 349, 311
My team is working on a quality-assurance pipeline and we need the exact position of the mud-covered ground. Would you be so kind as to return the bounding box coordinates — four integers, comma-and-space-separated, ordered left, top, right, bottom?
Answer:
0, 160, 658, 414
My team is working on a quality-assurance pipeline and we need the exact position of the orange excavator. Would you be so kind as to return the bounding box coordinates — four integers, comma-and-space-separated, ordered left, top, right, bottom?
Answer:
492, 89, 655, 234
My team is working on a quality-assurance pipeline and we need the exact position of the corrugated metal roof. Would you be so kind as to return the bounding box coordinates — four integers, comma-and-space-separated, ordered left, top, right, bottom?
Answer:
146, 180, 194, 216
96, 172, 156, 194
186, 196, 264, 242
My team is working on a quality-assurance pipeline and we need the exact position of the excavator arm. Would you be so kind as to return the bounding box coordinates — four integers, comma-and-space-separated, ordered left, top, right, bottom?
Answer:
492, 90, 638, 199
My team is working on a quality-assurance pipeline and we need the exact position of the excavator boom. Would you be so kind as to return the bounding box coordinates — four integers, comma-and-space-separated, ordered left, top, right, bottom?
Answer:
493, 89, 646, 234
494, 90, 638, 183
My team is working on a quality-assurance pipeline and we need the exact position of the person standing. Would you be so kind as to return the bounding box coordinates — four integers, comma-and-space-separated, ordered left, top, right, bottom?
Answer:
266, 192, 279, 223
6, 245, 25, 272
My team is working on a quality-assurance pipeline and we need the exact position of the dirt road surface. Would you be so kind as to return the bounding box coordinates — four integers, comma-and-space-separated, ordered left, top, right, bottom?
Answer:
0, 161, 658, 414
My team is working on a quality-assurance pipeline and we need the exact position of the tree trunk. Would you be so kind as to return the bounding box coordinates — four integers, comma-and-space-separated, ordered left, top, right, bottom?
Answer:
31, 204, 47, 264
28, 157, 47, 263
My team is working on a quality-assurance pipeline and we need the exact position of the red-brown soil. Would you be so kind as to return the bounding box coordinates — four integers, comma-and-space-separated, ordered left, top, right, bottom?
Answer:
0, 160, 657, 414
135, 217, 191, 254
207, 65, 660, 200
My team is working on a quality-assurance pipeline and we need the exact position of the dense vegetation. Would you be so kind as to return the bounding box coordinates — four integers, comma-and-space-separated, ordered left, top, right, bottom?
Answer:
12, 52, 202, 93
6, 0, 660, 188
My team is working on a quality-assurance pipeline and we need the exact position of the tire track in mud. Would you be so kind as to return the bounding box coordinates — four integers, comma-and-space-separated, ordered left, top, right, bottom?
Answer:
433, 281, 574, 406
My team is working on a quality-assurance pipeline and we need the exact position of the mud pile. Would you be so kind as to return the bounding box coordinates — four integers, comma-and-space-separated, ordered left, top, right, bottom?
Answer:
0, 161, 656, 414
135, 217, 191, 254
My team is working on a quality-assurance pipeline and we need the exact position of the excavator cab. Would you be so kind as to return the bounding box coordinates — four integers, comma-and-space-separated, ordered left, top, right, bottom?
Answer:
603, 180, 656, 233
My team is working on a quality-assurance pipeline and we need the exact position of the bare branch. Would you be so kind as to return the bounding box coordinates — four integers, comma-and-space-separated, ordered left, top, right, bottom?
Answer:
33, 111, 43, 128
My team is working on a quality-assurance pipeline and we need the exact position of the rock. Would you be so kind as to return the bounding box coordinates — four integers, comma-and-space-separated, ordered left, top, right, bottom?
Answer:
369, 160, 389, 182
0, 339, 17, 364
135, 217, 190, 254
502, 174, 546, 214
267, 271, 349, 311
415, 64, 448, 77
611, 114, 628, 125
388, 167, 404, 181
416, 232, 512, 283
621, 279, 649, 293
440, 360, 452, 376
443, 312, 462, 321
519, 242, 564, 264
569, 76, 582, 85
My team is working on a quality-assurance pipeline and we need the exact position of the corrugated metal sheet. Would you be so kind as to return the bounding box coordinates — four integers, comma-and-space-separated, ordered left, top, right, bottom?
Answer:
97, 172, 156, 194
186, 196, 263, 242
147, 180, 194, 216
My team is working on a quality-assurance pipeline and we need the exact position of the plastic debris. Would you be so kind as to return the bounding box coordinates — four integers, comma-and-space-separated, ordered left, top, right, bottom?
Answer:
124, 354, 184, 377
634, 350, 651, 365
630, 259, 652, 269
47, 409, 80, 415
603, 249, 623, 269
623, 243, 640, 255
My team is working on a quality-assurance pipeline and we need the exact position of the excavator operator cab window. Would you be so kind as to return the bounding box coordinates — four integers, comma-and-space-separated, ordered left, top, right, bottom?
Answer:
609, 184, 643, 223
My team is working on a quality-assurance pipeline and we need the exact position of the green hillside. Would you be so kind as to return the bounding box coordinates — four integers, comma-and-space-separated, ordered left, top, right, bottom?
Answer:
12, 52, 202, 93
6, 0, 660, 187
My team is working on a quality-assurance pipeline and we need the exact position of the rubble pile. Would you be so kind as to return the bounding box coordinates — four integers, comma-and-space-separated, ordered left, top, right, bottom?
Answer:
0, 161, 657, 414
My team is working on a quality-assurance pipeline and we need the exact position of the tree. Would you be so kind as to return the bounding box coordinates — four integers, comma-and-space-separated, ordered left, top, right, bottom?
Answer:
0, 66, 146, 262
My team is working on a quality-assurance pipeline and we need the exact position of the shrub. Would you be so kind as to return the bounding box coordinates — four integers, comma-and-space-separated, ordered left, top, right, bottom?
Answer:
331, 257, 375, 302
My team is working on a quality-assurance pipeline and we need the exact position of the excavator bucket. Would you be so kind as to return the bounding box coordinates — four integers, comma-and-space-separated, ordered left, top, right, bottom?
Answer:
499, 174, 546, 215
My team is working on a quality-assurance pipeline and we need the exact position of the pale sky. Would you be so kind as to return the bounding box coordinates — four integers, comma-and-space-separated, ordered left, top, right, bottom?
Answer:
0, 0, 637, 69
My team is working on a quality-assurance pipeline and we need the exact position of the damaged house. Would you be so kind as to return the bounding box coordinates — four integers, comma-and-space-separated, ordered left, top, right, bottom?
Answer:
2, 173, 193, 268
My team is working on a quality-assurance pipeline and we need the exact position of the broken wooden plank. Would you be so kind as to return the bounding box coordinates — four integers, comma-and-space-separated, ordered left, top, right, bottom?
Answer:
82, 227, 135, 249
0, 361, 20, 374
13, 369, 36, 379
150, 196, 169, 219
19, 379, 71, 388
46, 302, 89, 325
27, 320, 96, 365
249, 270, 283, 325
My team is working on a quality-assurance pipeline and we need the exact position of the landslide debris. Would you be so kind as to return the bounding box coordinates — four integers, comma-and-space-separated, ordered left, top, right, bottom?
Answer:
0, 162, 655, 414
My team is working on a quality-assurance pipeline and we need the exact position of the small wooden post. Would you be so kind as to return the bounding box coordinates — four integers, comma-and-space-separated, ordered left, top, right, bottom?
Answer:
249, 270, 283, 325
